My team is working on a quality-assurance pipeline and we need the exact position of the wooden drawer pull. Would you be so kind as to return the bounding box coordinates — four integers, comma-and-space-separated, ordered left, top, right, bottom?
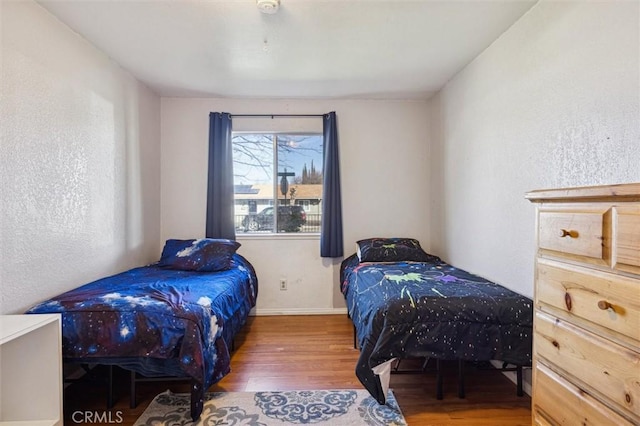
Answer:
559, 229, 579, 238
597, 300, 613, 311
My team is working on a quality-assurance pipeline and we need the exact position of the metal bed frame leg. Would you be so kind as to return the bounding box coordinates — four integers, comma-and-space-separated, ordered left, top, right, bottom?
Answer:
353, 324, 357, 349
457, 359, 465, 398
423, 360, 524, 401
107, 365, 114, 409
421, 357, 430, 371
130, 371, 137, 408
191, 380, 203, 421
516, 365, 523, 397
436, 359, 443, 400
501, 362, 525, 397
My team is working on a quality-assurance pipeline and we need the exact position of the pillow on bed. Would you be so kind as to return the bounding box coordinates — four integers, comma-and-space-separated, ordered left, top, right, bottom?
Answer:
356, 237, 438, 263
158, 238, 241, 272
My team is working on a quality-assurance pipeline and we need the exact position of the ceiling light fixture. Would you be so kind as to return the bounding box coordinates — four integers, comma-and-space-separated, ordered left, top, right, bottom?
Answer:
257, 0, 280, 14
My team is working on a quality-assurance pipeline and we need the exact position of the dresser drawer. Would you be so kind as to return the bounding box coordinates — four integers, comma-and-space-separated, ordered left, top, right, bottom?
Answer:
535, 311, 640, 419
613, 206, 640, 275
536, 258, 640, 345
533, 362, 634, 425
538, 209, 607, 264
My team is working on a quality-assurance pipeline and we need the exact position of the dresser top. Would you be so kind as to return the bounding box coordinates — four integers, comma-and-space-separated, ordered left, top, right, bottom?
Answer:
526, 183, 640, 203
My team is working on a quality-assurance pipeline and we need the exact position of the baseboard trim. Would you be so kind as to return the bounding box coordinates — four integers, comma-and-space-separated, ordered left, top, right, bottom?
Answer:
251, 308, 348, 316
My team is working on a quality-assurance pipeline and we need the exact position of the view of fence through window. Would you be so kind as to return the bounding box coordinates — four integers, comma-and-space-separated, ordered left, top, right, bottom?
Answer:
232, 133, 323, 233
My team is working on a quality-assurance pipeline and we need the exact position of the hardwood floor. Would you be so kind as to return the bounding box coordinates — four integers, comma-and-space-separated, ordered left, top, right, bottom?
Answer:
63, 315, 532, 425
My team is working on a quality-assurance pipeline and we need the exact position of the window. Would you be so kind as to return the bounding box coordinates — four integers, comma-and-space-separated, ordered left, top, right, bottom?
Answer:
232, 133, 323, 234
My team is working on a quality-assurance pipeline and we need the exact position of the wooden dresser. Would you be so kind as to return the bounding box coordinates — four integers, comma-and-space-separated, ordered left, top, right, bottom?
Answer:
526, 183, 640, 426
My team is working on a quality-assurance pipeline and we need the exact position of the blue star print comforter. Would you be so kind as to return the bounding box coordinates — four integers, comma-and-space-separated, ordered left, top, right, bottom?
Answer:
27, 253, 257, 418
340, 254, 532, 404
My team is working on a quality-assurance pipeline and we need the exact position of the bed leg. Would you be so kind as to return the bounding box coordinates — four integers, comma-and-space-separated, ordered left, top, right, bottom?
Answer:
353, 324, 357, 349
436, 359, 443, 400
107, 365, 114, 409
421, 357, 430, 371
130, 371, 137, 408
191, 380, 204, 421
457, 359, 465, 399
516, 365, 523, 397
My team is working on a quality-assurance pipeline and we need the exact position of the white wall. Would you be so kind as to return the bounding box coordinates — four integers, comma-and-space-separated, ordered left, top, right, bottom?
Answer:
0, 1, 162, 314
160, 98, 431, 314
430, 0, 640, 299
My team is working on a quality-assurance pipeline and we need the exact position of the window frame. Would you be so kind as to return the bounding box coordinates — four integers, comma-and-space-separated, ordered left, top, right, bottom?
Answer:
232, 131, 323, 237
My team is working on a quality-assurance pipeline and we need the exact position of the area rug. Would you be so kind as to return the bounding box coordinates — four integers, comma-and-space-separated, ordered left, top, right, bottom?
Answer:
134, 389, 407, 425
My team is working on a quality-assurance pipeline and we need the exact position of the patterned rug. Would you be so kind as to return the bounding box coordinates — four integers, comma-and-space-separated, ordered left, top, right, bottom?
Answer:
134, 389, 407, 425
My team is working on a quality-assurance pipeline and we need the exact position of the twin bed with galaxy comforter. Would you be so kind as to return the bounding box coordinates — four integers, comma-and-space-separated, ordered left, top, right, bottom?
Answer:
341, 238, 533, 404
27, 238, 258, 421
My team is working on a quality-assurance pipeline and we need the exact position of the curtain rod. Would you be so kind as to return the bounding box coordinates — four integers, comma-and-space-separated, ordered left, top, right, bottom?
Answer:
230, 114, 324, 119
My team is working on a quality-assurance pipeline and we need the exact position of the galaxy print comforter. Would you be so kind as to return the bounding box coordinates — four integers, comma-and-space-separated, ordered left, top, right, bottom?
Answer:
27, 253, 257, 418
340, 254, 532, 404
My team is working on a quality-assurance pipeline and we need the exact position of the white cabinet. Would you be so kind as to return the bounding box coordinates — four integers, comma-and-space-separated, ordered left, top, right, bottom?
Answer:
0, 314, 62, 426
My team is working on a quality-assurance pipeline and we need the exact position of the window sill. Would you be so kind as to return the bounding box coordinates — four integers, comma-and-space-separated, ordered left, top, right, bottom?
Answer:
236, 233, 320, 241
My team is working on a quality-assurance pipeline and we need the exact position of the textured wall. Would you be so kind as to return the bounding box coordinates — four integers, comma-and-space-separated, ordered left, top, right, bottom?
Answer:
430, 0, 640, 299
0, 1, 162, 313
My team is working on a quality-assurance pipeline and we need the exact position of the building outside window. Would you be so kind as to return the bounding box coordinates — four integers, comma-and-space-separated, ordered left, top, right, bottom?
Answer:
232, 133, 323, 234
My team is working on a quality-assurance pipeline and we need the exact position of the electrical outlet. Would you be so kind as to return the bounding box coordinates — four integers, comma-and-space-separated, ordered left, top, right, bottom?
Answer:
279, 279, 287, 290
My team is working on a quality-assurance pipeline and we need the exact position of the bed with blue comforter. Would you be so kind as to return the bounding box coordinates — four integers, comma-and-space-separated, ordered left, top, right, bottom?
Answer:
341, 238, 532, 405
27, 238, 258, 421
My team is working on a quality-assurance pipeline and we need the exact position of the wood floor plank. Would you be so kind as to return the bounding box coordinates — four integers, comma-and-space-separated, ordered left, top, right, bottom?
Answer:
62, 314, 531, 425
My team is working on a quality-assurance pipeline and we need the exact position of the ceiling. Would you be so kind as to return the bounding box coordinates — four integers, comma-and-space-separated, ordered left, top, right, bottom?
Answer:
38, 0, 538, 100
